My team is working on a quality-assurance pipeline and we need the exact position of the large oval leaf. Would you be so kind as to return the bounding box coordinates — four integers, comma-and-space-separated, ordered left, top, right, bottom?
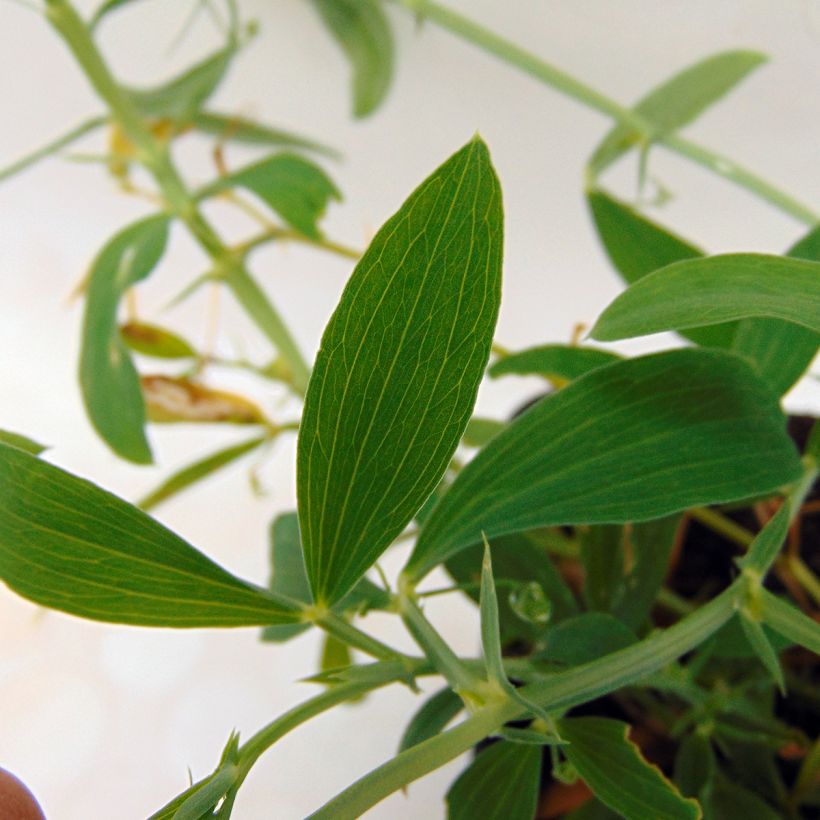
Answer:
404, 349, 802, 581
0, 443, 300, 627
80, 214, 170, 464
297, 138, 503, 605
591, 253, 820, 342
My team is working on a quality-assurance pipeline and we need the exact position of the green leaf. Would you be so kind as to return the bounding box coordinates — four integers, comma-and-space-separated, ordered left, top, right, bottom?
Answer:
489, 344, 620, 383
0, 430, 47, 456
479, 539, 508, 688
310, 0, 394, 118
674, 732, 715, 800
559, 717, 700, 820
138, 435, 267, 512
126, 48, 234, 120
320, 633, 353, 674
446, 741, 541, 820
707, 776, 782, 820
398, 687, 463, 753
298, 138, 503, 604
190, 111, 339, 157
120, 321, 196, 359
731, 225, 820, 395
758, 589, 820, 655
587, 190, 736, 347
580, 524, 625, 613
79, 214, 170, 464
534, 613, 637, 667
405, 349, 802, 581
261, 512, 391, 643
590, 253, 820, 342
445, 532, 579, 646
462, 417, 506, 448
199, 153, 341, 239
739, 614, 785, 693
0, 443, 300, 627
589, 50, 767, 175
89, 0, 142, 31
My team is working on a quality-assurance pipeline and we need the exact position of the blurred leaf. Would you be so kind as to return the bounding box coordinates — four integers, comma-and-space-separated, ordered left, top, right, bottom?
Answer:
139, 435, 267, 512
590, 253, 820, 342
0, 430, 47, 456
298, 138, 503, 605
446, 741, 541, 820
261, 512, 391, 643
120, 321, 196, 359
739, 614, 785, 692
534, 613, 637, 667
731, 225, 820, 395
462, 417, 506, 448
674, 732, 715, 800
405, 349, 802, 581
490, 344, 620, 382
399, 687, 462, 752
320, 633, 353, 673
141, 376, 267, 425
445, 532, 579, 646
589, 50, 767, 175
199, 153, 341, 239
707, 776, 782, 820
587, 190, 736, 347
581, 524, 625, 613
310, 0, 394, 118
0, 443, 300, 626
758, 590, 820, 655
127, 47, 234, 120
79, 214, 170, 464
191, 110, 339, 157
559, 717, 700, 819
89, 0, 143, 30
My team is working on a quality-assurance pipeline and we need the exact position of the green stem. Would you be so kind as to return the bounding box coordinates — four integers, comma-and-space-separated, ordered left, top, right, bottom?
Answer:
389, 0, 820, 225
690, 506, 754, 548
43, 0, 311, 394
313, 610, 406, 662
0, 114, 107, 182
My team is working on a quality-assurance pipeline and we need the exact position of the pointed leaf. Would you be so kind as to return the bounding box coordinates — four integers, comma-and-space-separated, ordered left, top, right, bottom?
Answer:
127, 48, 233, 120
731, 225, 820, 395
462, 417, 506, 448
0, 430, 47, 456
489, 344, 620, 382
120, 321, 196, 359
191, 111, 339, 157
0, 443, 300, 626
479, 539, 507, 687
310, 0, 394, 118
758, 590, 820, 655
199, 153, 340, 239
398, 687, 463, 753
587, 190, 736, 347
446, 741, 541, 820
139, 435, 267, 512
405, 349, 802, 581
79, 215, 170, 464
298, 138, 503, 604
559, 717, 700, 819
589, 50, 767, 175
739, 614, 785, 692
591, 253, 820, 342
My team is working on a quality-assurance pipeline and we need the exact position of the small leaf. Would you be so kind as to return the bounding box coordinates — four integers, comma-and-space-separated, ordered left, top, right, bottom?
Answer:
191, 111, 339, 157
758, 590, 820, 656
320, 633, 353, 674
79, 214, 170, 464
587, 190, 736, 347
139, 435, 267, 512
739, 614, 786, 693
589, 50, 767, 176
398, 687, 463, 753
0, 443, 300, 627
490, 344, 620, 383
298, 138, 503, 604
120, 321, 196, 359
731, 225, 820, 395
310, 0, 394, 118
673, 731, 715, 799
405, 349, 802, 581
479, 539, 507, 688
127, 47, 234, 121
580, 524, 625, 613
0, 430, 47, 456
707, 776, 782, 820
199, 153, 341, 239
173, 765, 238, 820
559, 717, 700, 820
534, 613, 637, 667
590, 253, 820, 342
446, 741, 541, 820
141, 376, 267, 425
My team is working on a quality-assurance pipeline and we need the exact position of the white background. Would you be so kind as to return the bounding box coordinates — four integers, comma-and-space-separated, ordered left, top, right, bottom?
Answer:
0, 1, 818, 817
